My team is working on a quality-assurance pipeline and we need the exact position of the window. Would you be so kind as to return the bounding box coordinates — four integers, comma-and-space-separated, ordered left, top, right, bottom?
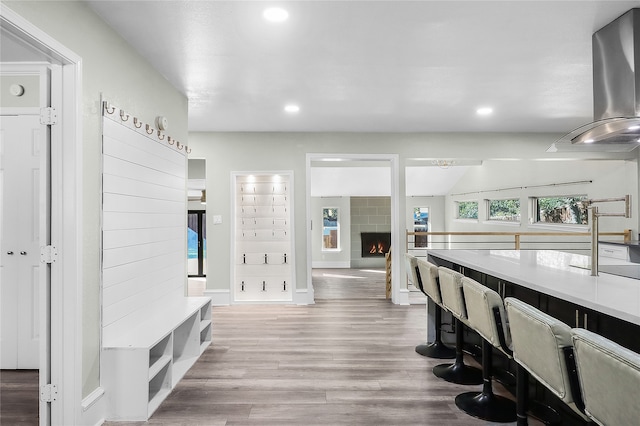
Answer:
413, 207, 429, 248
188, 211, 207, 276
533, 195, 589, 225
456, 201, 478, 220
322, 208, 339, 250
487, 198, 521, 222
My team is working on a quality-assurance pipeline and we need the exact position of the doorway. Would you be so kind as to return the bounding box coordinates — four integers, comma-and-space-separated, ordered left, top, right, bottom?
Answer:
0, 113, 49, 369
306, 154, 402, 304
0, 64, 51, 426
1, 7, 83, 425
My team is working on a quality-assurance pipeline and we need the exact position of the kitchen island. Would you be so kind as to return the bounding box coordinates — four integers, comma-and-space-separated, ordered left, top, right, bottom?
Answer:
426, 249, 640, 424
427, 249, 640, 351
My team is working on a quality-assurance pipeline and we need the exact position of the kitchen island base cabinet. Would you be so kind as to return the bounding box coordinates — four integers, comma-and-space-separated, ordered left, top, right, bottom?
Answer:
429, 251, 640, 425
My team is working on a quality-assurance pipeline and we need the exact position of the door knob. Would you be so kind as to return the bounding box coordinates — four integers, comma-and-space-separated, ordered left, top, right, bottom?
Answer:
7, 251, 14, 255
20, 251, 27, 255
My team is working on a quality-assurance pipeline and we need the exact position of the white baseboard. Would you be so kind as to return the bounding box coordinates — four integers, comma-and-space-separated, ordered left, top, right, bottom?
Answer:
80, 386, 106, 426
294, 288, 315, 305
396, 289, 410, 305
311, 261, 351, 268
204, 289, 231, 306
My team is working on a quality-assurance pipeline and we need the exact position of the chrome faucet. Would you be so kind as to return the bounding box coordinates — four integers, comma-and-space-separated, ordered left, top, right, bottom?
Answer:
587, 195, 631, 276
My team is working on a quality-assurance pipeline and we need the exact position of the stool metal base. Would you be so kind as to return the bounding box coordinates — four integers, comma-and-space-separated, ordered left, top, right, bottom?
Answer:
455, 390, 517, 423
415, 341, 456, 359
433, 361, 483, 385
528, 401, 562, 425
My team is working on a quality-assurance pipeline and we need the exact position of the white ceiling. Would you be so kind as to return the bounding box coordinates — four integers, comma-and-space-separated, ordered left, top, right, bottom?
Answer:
86, 0, 640, 134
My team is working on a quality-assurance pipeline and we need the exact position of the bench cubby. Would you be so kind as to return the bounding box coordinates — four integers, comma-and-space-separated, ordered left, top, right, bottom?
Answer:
103, 296, 211, 421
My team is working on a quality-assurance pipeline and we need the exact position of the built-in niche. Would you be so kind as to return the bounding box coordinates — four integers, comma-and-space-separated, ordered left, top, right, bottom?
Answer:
233, 172, 294, 302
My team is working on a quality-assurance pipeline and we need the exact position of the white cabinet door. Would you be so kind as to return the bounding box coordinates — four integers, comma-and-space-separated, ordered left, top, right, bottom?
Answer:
0, 115, 46, 369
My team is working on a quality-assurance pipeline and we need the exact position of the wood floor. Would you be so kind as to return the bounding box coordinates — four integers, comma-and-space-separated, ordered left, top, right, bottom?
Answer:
1, 268, 524, 425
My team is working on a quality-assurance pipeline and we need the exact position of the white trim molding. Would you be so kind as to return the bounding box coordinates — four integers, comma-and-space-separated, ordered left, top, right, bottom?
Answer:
1, 4, 84, 425
204, 289, 231, 306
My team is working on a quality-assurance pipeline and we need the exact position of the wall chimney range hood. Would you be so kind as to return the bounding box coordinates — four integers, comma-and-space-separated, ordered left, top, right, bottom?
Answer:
549, 8, 640, 153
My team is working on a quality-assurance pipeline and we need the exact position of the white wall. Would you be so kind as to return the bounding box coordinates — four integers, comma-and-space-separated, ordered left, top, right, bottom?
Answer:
311, 197, 351, 268
188, 131, 639, 299
3, 0, 188, 405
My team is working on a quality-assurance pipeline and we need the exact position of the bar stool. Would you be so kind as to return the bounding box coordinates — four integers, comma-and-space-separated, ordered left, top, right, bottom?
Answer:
432, 267, 483, 385
413, 257, 455, 358
505, 297, 588, 425
571, 328, 640, 426
456, 276, 516, 423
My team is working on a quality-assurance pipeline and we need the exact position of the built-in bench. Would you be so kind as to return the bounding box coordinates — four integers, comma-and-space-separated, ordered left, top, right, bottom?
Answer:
100, 105, 210, 420
102, 296, 211, 421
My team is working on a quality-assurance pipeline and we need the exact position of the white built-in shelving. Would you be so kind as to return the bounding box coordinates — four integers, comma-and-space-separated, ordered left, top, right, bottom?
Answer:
234, 173, 294, 302
102, 297, 211, 421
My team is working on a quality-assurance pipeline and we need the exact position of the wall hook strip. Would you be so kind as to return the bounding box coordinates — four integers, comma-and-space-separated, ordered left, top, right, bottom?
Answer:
157, 130, 165, 140
119, 110, 129, 121
133, 117, 142, 128
104, 103, 115, 114
145, 124, 154, 134
186, 146, 192, 154
167, 136, 175, 145
177, 142, 184, 150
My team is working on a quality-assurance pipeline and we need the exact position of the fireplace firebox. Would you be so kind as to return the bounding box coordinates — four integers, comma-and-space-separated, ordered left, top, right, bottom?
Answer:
360, 232, 391, 257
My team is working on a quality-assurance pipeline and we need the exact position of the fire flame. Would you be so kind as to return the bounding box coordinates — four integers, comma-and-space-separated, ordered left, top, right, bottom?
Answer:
369, 243, 385, 254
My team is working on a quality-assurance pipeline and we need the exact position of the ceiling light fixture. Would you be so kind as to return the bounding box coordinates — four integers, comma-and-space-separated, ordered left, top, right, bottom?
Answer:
584, 139, 595, 143
263, 7, 289, 23
284, 104, 300, 113
476, 107, 493, 116
628, 125, 640, 130
432, 160, 455, 169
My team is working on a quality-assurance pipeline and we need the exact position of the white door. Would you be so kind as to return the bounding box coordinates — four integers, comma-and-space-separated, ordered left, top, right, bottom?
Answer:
0, 114, 47, 369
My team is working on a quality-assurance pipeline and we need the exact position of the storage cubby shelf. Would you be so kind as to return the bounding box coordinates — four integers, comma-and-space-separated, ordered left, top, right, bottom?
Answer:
103, 296, 211, 421
148, 354, 171, 381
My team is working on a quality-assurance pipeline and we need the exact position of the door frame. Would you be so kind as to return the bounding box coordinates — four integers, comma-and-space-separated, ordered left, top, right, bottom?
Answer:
305, 153, 406, 305
1, 5, 85, 425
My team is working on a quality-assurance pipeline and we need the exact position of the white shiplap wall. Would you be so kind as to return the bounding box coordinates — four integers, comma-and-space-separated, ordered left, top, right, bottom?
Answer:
101, 108, 187, 341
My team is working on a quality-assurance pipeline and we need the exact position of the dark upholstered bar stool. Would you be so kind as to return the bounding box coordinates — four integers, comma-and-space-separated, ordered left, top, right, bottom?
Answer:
412, 257, 455, 358
505, 297, 588, 425
456, 276, 516, 423
571, 328, 640, 426
432, 267, 482, 385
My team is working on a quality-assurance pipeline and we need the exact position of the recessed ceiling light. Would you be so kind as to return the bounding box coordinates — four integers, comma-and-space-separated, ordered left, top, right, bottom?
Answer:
284, 104, 300, 113
628, 125, 640, 130
476, 107, 493, 116
584, 139, 595, 143
263, 7, 289, 22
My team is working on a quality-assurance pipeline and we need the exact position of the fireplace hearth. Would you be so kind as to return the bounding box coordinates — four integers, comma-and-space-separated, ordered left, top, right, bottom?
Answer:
361, 232, 391, 257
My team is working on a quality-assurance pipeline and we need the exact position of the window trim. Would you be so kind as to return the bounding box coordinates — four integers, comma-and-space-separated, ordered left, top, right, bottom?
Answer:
529, 194, 589, 227
321, 207, 340, 251
485, 197, 521, 224
413, 206, 430, 248
455, 200, 479, 221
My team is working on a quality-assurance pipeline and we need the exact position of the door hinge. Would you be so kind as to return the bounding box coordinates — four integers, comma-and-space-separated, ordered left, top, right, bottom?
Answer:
40, 384, 58, 402
40, 245, 58, 264
40, 107, 58, 125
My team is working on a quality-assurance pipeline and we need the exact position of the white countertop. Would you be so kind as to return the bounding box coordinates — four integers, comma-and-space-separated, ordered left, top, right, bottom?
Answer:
426, 249, 640, 326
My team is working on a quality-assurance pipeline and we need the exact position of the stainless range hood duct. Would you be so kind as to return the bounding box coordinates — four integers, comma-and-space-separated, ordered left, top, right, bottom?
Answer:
549, 8, 640, 152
